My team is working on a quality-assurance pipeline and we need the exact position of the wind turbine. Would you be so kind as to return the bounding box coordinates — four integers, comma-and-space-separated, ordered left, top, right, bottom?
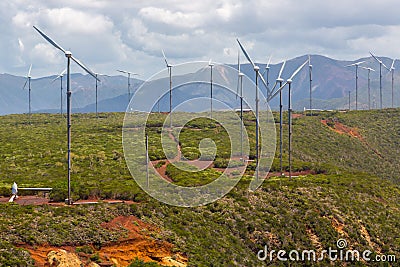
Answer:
390, 59, 396, 108
33, 25, 99, 205
22, 64, 32, 119
236, 50, 245, 160
262, 55, 272, 89
308, 55, 313, 115
94, 73, 102, 118
117, 70, 138, 104
270, 60, 286, 176
370, 52, 390, 109
209, 59, 214, 119
360, 66, 375, 110
346, 60, 365, 110
236, 39, 263, 180
162, 49, 173, 128
51, 68, 66, 115
268, 59, 309, 179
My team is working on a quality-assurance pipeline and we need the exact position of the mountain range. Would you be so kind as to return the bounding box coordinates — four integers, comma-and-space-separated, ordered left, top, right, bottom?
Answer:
1, 54, 399, 115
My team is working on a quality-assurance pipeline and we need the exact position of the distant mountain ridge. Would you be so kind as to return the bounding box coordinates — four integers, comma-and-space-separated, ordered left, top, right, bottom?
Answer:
1, 54, 399, 115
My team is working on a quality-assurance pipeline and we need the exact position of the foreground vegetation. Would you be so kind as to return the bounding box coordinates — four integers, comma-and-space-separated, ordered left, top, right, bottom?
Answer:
0, 109, 399, 266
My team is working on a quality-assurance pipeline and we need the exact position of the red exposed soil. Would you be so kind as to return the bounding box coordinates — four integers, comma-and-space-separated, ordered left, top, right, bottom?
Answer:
321, 119, 363, 139
292, 113, 304, 119
321, 119, 383, 158
19, 215, 187, 267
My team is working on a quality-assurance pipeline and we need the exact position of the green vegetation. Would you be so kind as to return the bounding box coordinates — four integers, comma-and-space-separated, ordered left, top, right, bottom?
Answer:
0, 109, 399, 266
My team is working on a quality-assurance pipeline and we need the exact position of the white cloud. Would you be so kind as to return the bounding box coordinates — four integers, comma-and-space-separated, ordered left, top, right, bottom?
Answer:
2, 0, 400, 77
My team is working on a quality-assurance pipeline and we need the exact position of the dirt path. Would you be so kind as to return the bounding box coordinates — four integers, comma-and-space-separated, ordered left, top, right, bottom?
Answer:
321, 119, 383, 158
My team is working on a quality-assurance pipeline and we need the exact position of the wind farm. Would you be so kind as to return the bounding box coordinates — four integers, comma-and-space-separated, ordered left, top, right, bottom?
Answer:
1, 19, 400, 267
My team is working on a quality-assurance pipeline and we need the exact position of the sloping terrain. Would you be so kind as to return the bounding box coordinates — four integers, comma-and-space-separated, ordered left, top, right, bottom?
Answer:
0, 110, 399, 266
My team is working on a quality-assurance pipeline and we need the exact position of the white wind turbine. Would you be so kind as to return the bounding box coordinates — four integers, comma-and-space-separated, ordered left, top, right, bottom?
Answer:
270, 60, 286, 176
268, 59, 309, 179
389, 59, 396, 108
51, 68, 66, 115
236, 38, 265, 180
209, 59, 214, 119
261, 55, 272, 90
33, 26, 99, 205
360, 66, 375, 110
346, 60, 365, 110
308, 55, 313, 115
117, 70, 138, 104
236, 50, 245, 160
162, 49, 173, 128
22, 64, 33, 119
236, 39, 276, 180
370, 52, 390, 109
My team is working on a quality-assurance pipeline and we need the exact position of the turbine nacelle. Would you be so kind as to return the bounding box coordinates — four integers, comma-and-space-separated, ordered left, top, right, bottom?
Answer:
65, 51, 72, 58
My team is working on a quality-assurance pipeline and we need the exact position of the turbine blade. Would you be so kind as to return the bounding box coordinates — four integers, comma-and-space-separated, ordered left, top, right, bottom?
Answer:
162, 49, 169, 67
22, 78, 28, 90
271, 81, 278, 92
28, 64, 32, 77
369, 51, 382, 64
236, 51, 240, 99
71, 56, 99, 81
289, 59, 309, 81
266, 54, 272, 68
268, 81, 288, 102
391, 59, 395, 70
382, 61, 390, 71
236, 38, 255, 69
117, 69, 127, 74
50, 76, 59, 83
33, 26, 66, 54
261, 54, 272, 77
237, 49, 241, 73
346, 60, 365, 67
258, 72, 270, 95
277, 60, 286, 80
308, 55, 311, 66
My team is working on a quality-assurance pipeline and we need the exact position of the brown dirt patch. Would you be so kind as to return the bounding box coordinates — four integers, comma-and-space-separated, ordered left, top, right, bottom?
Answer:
321, 119, 363, 139
321, 119, 383, 158
19, 215, 187, 267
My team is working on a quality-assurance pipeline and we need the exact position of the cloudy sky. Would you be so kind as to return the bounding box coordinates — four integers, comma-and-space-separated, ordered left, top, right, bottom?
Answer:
2, 0, 400, 79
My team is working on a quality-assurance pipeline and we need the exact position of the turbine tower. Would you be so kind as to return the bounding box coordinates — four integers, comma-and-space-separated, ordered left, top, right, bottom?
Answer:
308, 55, 313, 115
360, 66, 375, 110
346, 60, 365, 110
22, 64, 32, 120
33, 26, 99, 205
162, 50, 173, 128
51, 68, 66, 115
268, 59, 309, 179
117, 70, 138, 104
370, 52, 390, 109
271, 60, 286, 176
262, 55, 272, 90
95, 73, 101, 118
236, 50, 244, 160
390, 59, 396, 108
236, 39, 262, 180
209, 59, 214, 119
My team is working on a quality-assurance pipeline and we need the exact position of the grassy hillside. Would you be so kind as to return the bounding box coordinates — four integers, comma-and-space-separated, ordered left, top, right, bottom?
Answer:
0, 110, 399, 266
